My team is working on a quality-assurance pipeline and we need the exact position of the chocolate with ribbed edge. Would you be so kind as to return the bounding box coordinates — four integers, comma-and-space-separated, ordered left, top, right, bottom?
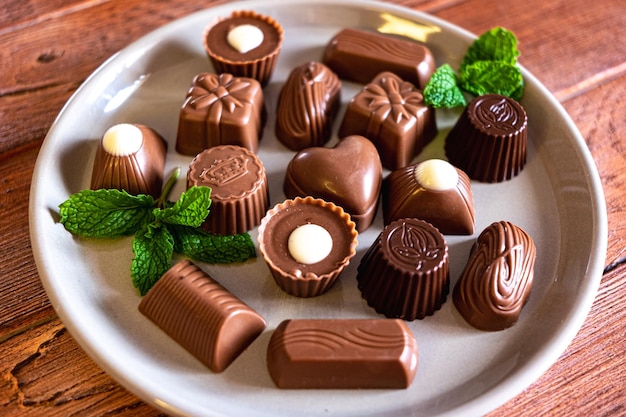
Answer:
138, 260, 266, 373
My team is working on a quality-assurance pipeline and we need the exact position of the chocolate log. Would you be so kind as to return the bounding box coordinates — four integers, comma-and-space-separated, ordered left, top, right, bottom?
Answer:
267, 319, 418, 389
138, 260, 266, 373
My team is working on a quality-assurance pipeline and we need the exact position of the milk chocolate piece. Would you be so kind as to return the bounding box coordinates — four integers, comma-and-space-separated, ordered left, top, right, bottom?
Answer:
257, 197, 358, 297
338, 72, 437, 170
357, 218, 449, 320
267, 319, 418, 389
275, 61, 341, 151
382, 159, 475, 235
453, 221, 536, 331
138, 260, 266, 373
323, 28, 435, 89
176, 72, 264, 156
90, 123, 167, 199
283, 135, 382, 232
187, 145, 269, 235
445, 94, 528, 182
203, 10, 283, 86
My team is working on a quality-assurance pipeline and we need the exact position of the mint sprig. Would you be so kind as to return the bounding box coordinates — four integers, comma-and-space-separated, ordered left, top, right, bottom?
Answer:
424, 27, 524, 108
58, 170, 256, 295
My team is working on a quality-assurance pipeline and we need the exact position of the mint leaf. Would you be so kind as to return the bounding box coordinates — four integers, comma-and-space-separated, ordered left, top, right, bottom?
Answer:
154, 186, 212, 228
424, 64, 467, 108
59, 189, 154, 238
460, 60, 524, 98
461, 26, 520, 71
170, 225, 256, 264
131, 222, 174, 295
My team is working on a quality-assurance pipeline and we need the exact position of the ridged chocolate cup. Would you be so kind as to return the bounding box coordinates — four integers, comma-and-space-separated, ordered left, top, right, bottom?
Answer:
187, 145, 269, 235
202, 10, 284, 87
258, 197, 358, 298
445, 94, 528, 183
138, 260, 266, 373
357, 218, 449, 320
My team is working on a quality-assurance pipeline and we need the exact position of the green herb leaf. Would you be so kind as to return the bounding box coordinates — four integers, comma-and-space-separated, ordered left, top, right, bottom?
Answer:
423, 64, 467, 108
170, 225, 256, 264
460, 60, 524, 99
460, 26, 520, 71
131, 222, 174, 296
154, 186, 212, 228
59, 189, 154, 238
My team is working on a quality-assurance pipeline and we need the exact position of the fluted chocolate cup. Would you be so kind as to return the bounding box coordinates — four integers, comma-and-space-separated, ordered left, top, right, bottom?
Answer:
187, 145, 269, 235
357, 218, 449, 320
258, 197, 358, 298
203, 10, 284, 87
445, 94, 528, 183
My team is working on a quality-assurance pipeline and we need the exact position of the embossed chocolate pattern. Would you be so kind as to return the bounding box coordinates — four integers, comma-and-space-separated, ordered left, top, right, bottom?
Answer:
323, 27, 435, 88
267, 319, 418, 388
275, 61, 341, 151
383, 219, 447, 272
474, 94, 525, 133
453, 221, 536, 331
283, 135, 382, 232
138, 260, 266, 373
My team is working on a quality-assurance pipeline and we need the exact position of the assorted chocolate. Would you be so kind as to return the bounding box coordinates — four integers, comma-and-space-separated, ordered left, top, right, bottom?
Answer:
267, 319, 418, 389
453, 221, 536, 331
338, 71, 437, 170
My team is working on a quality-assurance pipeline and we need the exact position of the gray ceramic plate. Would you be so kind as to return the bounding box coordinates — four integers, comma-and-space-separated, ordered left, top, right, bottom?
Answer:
30, 1, 607, 416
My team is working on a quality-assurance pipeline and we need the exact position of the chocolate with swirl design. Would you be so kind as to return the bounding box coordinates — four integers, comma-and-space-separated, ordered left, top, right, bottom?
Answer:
357, 218, 449, 320
445, 94, 528, 182
275, 61, 341, 151
338, 71, 437, 170
323, 28, 435, 89
176, 72, 264, 156
139, 260, 266, 373
267, 318, 418, 388
453, 221, 536, 331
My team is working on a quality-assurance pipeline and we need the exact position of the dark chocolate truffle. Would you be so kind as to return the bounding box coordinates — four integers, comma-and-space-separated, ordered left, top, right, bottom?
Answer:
453, 221, 536, 331
357, 218, 449, 320
275, 61, 341, 151
283, 135, 382, 232
267, 319, 418, 389
90, 123, 167, 199
338, 71, 437, 170
382, 159, 475, 235
187, 145, 269, 235
202, 10, 283, 86
323, 28, 435, 89
176, 72, 264, 156
257, 197, 358, 298
138, 260, 266, 373
445, 94, 528, 183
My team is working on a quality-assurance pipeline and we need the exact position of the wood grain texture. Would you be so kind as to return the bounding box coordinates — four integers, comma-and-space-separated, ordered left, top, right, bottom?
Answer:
1, 0, 624, 415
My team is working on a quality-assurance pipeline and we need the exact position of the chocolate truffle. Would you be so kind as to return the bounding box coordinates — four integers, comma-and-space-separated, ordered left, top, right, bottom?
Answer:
176, 72, 264, 156
338, 71, 437, 170
267, 319, 418, 389
323, 28, 435, 89
357, 218, 449, 320
90, 123, 167, 199
138, 260, 266, 373
187, 145, 269, 235
453, 221, 536, 331
203, 10, 283, 86
257, 197, 358, 298
445, 94, 528, 183
283, 135, 382, 232
382, 159, 475, 235
275, 61, 341, 151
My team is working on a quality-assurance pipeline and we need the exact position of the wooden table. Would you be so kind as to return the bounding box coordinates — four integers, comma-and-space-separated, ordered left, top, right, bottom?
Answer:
2, 0, 624, 415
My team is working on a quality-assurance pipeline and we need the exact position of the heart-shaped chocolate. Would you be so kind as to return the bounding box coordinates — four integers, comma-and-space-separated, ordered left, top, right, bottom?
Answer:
283, 135, 383, 231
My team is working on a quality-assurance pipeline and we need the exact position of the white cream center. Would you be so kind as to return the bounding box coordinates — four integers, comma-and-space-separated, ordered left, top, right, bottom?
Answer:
288, 224, 333, 265
227, 24, 264, 53
102, 124, 143, 157
414, 159, 459, 191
